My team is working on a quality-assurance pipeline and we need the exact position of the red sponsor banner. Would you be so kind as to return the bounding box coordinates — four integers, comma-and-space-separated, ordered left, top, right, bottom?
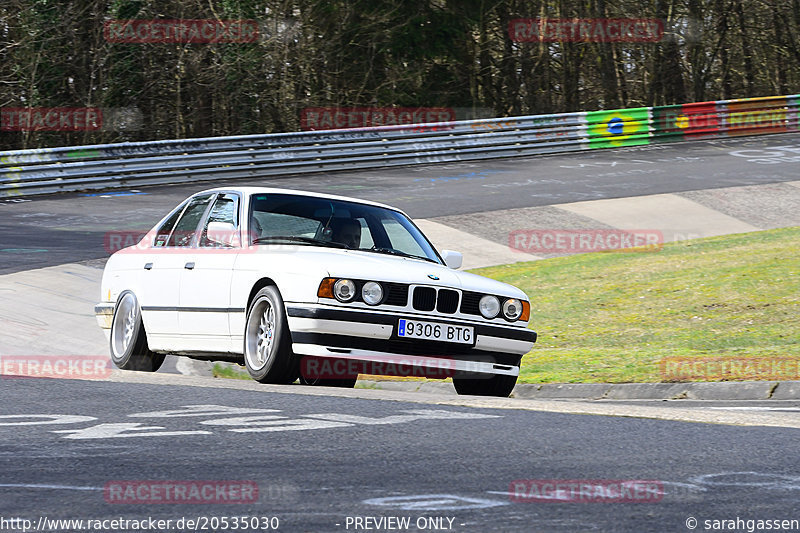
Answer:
1, 108, 102, 131
104, 481, 258, 504
104, 20, 259, 43
510, 479, 664, 503
0, 356, 111, 380
300, 107, 456, 131
300, 355, 456, 380
660, 357, 800, 381
509, 229, 663, 254
509, 18, 664, 42
679, 101, 721, 138
723, 97, 789, 136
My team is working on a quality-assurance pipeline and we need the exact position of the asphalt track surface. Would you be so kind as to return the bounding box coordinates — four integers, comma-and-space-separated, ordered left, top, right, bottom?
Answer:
2, 377, 800, 533
2, 132, 800, 274
2, 133, 800, 532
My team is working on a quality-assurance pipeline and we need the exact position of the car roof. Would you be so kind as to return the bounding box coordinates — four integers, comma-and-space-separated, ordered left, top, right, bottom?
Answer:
195, 186, 402, 213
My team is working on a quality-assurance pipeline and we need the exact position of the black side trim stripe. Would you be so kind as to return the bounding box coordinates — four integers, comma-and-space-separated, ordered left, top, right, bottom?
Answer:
287, 306, 537, 343
142, 306, 246, 313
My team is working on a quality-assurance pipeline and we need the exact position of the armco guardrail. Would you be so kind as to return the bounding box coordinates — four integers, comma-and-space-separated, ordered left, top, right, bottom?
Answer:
1, 94, 798, 197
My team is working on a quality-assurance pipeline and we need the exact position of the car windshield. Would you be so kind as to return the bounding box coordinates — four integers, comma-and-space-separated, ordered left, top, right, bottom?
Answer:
249, 193, 441, 264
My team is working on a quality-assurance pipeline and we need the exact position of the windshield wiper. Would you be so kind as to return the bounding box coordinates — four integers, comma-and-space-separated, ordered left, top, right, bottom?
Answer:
369, 247, 438, 263
252, 236, 347, 248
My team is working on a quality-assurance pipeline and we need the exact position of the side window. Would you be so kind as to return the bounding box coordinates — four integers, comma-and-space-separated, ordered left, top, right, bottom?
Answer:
199, 193, 240, 247
167, 194, 214, 247
153, 201, 187, 247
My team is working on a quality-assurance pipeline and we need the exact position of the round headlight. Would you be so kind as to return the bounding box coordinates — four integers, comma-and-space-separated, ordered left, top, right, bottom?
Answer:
362, 281, 384, 305
479, 295, 500, 319
333, 279, 356, 302
503, 298, 523, 321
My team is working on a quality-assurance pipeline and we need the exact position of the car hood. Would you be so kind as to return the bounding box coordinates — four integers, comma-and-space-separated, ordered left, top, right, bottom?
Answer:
273, 248, 528, 300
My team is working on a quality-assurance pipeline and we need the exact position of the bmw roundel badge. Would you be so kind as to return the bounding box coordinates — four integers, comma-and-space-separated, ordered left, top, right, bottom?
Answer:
427, 274, 439, 280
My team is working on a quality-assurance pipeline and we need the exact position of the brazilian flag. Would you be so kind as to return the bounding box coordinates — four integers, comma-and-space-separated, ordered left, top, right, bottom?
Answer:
586, 107, 650, 149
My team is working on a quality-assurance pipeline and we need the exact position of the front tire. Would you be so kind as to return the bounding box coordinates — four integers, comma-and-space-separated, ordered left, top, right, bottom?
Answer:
244, 286, 298, 384
453, 373, 518, 397
109, 291, 165, 372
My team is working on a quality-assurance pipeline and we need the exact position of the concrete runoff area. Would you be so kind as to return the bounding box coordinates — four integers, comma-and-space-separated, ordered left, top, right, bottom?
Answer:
431, 180, 800, 257
414, 219, 537, 269
554, 193, 759, 242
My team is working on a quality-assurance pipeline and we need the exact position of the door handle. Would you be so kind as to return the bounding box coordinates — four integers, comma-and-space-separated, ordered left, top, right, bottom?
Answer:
184, 262, 195, 270
144, 262, 153, 270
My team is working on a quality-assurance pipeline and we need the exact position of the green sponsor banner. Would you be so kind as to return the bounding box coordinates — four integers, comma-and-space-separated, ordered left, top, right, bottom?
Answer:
651, 105, 684, 142
586, 107, 650, 148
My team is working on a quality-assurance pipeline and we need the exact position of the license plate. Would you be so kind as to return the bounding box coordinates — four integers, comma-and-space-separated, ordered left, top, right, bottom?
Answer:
397, 319, 473, 344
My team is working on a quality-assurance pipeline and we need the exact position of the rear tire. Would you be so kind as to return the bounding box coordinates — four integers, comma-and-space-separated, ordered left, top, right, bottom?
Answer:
244, 286, 298, 384
109, 291, 166, 372
453, 373, 518, 397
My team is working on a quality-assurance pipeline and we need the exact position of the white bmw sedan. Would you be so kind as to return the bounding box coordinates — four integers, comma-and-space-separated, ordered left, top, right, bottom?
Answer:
95, 187, 537, 397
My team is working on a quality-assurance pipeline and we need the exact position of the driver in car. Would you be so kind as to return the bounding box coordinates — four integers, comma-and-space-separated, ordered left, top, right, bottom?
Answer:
331, 219, 361, 249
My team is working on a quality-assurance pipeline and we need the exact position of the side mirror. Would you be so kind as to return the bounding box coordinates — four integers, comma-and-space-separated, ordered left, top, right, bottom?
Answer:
441, 250, 463, 269
207, 221, 238, 247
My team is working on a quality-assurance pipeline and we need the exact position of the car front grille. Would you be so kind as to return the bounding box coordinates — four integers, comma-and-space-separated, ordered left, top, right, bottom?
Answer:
410, 286, 460, 314
459, 291, 482, 316
436, 289, 459, 314
412, 286, 436, 311
383, 282, 409, 307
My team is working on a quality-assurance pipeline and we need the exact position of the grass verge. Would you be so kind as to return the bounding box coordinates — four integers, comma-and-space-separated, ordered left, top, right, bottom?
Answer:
472, 227, 800, 383
212, 363, 251, 380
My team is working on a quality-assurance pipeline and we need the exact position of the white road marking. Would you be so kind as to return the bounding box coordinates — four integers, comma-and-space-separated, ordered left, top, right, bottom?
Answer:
658, 481, 707, 494
304, 409, 501, 425
0, 405, 502, 439
128, 404, 280, 418
198, 415, 285, 426
52, 423, 212, 439
486, 489, 571, 501
0, 483, 102, 491
0, 414, 96, 426
688, 471, 800, 488
363, 494, 507, 511
204, 418, 352, 433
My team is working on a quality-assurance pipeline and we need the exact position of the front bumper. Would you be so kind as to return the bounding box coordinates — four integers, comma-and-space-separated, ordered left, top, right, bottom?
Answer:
286, 305, 537, 377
